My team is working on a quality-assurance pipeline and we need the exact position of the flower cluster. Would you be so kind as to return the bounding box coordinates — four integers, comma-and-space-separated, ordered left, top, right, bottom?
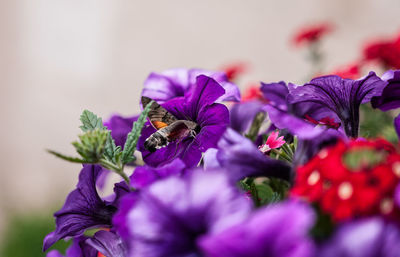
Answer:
44, 28, 400, 257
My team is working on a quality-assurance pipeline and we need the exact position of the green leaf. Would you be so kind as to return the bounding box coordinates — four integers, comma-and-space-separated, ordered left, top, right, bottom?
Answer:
79, 110, 104, 132
121, 99, 153, 164
72, 129, 108, 163
46, 149, 88, 163
245, 111, 266, 142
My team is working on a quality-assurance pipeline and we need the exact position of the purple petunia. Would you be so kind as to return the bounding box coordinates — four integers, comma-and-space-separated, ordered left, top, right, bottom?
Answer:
130, 158, 187, 189
115, 169, 252, 257
104, 114, 138, 148
43, 165, 130, 251
319, 218, 400, 257
204, 128, 292, 182
371, 70, 400, 111
46, 236, 97, 257
142, 68, 240, 104
138, 75, 230, 168
199, 200, 316, 257
287, 72, 387, 138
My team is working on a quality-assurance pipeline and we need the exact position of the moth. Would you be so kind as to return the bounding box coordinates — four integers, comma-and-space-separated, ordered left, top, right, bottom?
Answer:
141, 96, 201, 152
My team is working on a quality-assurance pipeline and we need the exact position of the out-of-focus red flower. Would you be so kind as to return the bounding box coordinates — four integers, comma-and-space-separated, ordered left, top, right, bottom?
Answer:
304, 115, 341, 130
220, 62, 248, 82
291, 139, 400, 222
241, 83, 264, 102
363, 33, 400, 69
292, 22, 334, 46
331, 63, 362, 79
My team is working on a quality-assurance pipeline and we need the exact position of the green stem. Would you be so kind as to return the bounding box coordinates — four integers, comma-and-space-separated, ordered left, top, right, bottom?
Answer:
99, 158, 131, 186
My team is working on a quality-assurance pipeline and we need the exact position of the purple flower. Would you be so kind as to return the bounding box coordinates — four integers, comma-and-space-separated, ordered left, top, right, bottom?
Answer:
142, 68, 240, 104
204, 128, 292, 182
261, 81, 338, 140
104, 114, 138, 148
371, 70, 400, 111
130, 158, 186, 189
43, 165, 129, 251
287, 72, 387, 138
46, 236, 97, 257
138, 75, 229, 167
116, 170, 251, 257
395, 114, 400, 140
199, 200, 316, 257
86, 230, 128, 257
229, 100, 265, 133
319, 218, 400, 257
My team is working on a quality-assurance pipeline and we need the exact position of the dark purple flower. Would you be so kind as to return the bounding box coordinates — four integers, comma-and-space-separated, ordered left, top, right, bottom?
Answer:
130, 158, 186, 189
43, 165, 129, 251
229, 100, 265, 133
204, 128, 292, 182
261, 81, 340, 140
104, 114, 138, 148
138, 75, 230, 168
117, 170, 251, 257
319, 218, 400, 257
395, 114, 400, 140
142, 68, 240, 104
371, 70, 400, 111
86, 230, 128, 257
199, 200, 316, 257
46, 236, 97, 257
287, 72, 387, 138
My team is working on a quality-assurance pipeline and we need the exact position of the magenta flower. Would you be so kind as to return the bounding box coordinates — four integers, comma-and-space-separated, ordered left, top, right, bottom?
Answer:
258, 131, 285, 154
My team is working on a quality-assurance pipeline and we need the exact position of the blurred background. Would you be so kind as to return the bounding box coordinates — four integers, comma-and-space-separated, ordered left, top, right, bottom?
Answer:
1, 0, 400, 256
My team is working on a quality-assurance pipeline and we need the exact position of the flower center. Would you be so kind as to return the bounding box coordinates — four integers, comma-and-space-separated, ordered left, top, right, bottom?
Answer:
307, 170, 320, 185
393, 162, 400, 178
380, 198, 394, 215
338, 182, 353, 200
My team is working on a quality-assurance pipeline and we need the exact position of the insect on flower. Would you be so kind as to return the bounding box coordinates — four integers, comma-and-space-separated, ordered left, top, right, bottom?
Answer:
141, 96, 201, 152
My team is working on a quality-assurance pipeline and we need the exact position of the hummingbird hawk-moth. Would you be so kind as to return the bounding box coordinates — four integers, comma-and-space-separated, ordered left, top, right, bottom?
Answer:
141, 96, 200, 152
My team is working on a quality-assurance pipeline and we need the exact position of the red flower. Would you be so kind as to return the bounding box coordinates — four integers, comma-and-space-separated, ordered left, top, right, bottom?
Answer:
363, 33, 400, 69
220, 62, 248, 82
291, 138, 400, 222
241, 83, 264, 102
292, 22, 334, 46
331, 63, 361, 79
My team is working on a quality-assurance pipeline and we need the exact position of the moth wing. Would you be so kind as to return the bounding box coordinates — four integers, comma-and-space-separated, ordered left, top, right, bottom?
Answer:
164, 121, 191, 141
141, 96, 178, 129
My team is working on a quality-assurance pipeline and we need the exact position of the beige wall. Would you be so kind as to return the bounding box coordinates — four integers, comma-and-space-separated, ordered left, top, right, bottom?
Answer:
1, 0, 400, 233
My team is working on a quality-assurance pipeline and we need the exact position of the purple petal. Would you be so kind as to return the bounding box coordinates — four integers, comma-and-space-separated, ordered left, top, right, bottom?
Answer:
203, 148, 221, 170
86, 231, 128, 257
104, 114, 138, 148
43, 165, 117, 251
124, 170, 251, 257
230, 101, 265, 133
216, 128, 291, 181
395, 184, 400, 209
46, 236, 97, 257
371, 70, 400, 111
260, 81, 290, 110
319, 218, 400, 257
287, 72, 387, 137
186, 75, 226, 119
130, 159, 186, 189
199, 200, 316, 257
264, 105, 324, 139
142, 69, 189, 103
395, 114, 400, 140
112, 193, 138, 241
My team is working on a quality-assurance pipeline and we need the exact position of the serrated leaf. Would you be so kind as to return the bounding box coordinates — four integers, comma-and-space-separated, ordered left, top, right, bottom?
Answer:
80, 110, 104, 132
72, 129, 108, 163
47, 149, 88, 163
121, 100, 153, 164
